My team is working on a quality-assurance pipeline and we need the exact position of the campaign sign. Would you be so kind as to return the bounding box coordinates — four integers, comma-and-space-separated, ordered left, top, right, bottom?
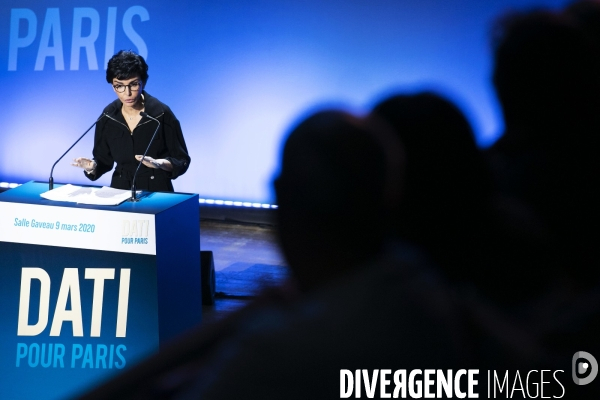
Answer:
0, 243, 159, 400
0, 182, 201, 400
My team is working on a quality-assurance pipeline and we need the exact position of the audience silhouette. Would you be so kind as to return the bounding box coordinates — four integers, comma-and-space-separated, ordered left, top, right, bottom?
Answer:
482, 6, 600, 395
488, 8, 600, 286
370, 92, 499, 294
273, 110, 403, 291
189, 109, 470, 398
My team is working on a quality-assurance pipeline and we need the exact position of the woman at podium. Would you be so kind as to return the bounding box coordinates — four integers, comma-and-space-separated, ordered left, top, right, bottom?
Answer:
72, 50, 190, 192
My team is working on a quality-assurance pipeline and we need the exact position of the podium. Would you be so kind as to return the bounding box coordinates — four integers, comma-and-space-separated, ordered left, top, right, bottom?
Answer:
0, 181, 201, 400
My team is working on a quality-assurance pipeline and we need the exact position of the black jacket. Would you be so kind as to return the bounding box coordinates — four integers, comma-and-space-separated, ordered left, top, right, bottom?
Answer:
84, 91, 190, 192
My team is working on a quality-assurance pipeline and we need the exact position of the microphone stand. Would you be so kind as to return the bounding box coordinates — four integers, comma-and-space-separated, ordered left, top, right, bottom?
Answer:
130, 112, 161, 202
49, 113, 109, 190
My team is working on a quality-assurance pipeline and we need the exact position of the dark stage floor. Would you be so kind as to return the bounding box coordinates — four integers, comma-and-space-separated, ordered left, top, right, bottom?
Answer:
199, 218, 290, 325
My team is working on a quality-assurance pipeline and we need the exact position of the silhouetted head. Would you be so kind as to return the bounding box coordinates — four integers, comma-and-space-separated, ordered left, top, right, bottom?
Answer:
492, 10, 600, 142
371, 92, 491, 249
274, 110, 404, 291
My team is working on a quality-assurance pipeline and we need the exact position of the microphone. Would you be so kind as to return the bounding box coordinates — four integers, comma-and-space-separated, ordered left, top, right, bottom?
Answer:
49, 110, 112, 190
130, 112, 161, 202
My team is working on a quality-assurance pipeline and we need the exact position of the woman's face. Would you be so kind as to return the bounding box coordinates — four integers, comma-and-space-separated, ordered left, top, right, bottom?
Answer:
112, 76, 143, 107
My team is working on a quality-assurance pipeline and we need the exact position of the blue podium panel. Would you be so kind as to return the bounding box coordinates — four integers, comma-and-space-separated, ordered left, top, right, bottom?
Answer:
0, 182, 201, 400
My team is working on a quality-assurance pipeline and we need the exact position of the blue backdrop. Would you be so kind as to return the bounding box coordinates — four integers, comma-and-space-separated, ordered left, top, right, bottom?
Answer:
0, 0, 570, 203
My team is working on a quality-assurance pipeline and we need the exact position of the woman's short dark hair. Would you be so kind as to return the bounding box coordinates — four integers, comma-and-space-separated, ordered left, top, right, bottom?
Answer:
106, 50, 149, 85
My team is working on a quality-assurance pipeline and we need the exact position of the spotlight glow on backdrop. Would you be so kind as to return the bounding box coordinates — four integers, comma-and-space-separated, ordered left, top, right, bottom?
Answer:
0, 0, 570, 203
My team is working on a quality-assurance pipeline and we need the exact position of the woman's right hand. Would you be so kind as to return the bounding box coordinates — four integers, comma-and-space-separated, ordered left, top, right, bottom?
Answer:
72, 157, 96, 172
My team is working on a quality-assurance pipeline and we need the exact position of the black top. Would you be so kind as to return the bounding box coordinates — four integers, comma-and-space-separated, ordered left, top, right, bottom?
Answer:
84, 91, 190, 192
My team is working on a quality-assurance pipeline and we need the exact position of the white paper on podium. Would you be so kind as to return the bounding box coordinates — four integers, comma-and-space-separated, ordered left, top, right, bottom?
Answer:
40, 184, 135, 206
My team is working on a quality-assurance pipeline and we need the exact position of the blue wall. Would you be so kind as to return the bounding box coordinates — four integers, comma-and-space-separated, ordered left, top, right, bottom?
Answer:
0, 0, 570, 203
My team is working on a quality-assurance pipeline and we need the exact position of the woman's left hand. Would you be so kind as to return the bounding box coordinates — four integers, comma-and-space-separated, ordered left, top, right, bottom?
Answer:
135, 155, 173, 171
